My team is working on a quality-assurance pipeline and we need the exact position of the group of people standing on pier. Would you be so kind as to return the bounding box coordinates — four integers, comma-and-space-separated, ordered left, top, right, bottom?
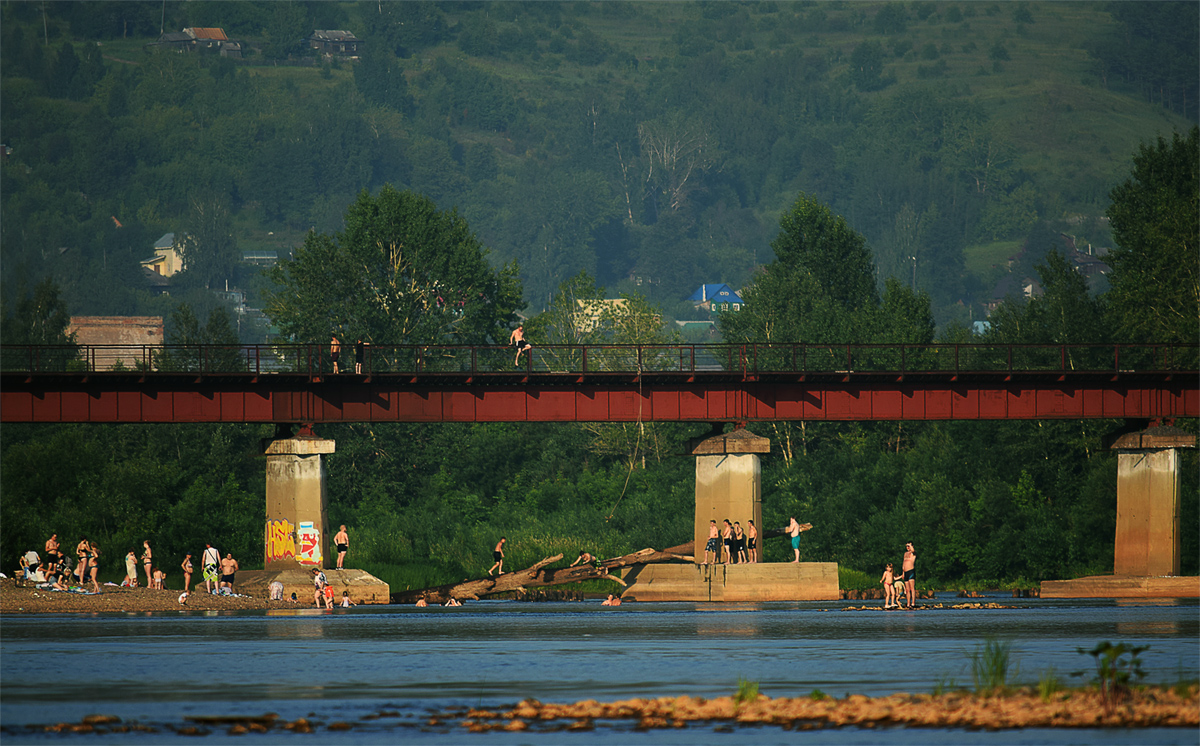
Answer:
703, 518, 761, 565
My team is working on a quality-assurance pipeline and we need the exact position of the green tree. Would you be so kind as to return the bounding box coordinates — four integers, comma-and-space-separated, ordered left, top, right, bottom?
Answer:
178, 194, 238, 290
1105, 127, 1199, 345
0, 278, 75, 346
266, 185, 523, 347
722, 193, 879, 345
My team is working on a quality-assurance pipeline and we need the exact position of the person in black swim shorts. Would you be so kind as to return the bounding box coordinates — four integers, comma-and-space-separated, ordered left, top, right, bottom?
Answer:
901, 542, 917, 609
510, 325, 532, 366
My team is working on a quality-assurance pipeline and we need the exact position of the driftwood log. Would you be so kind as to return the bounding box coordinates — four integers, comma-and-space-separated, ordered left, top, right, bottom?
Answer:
389, 525, 810, 605
390, 545, 693, 605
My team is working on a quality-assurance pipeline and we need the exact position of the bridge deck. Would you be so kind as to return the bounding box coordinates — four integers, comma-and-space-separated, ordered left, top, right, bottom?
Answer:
2, 343, 1195, 424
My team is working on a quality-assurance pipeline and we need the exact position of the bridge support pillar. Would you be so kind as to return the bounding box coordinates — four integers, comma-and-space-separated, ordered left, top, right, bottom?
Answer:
689, 428, 768, 562
1042, 424, 1197, 599
263, 431, 335, 572
1110, 425, 1194, 577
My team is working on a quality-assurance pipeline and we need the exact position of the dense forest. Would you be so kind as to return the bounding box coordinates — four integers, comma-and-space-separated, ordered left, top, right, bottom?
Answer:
1, 2, 1196, 590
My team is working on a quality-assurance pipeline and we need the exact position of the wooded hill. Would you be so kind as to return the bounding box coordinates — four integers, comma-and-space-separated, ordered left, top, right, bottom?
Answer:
1, 3, 1196, 592
1, 1, 1195, 331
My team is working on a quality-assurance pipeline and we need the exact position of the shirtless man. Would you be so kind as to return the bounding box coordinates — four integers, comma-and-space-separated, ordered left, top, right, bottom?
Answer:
569, 551, 596, 567
334, 525, 349, 569
509, 325, 531, 367
746, 520, 759, 563
786, 517, 813, 563
330, 335, 342, 374
220, 553, 239, 592
488, 537, 506, 576
721, 520, 733, 564
901, 542, 917, 609
703, 520, 720, 565
45, 534, 63, 575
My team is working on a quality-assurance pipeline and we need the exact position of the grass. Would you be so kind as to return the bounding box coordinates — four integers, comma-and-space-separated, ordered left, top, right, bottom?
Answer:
970, 638, 1017, 695
963, 240, 1022, 279
734, 678, 759, 704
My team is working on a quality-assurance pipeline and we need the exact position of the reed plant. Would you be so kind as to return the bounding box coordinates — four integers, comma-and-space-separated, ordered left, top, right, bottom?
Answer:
970, 638, 1016, 695
734, 678, 759, 703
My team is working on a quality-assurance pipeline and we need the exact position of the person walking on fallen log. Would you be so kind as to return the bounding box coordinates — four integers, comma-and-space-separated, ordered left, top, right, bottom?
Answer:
569, 551, 607, 574
488, 537, 506, 576
703, 520, 720, 565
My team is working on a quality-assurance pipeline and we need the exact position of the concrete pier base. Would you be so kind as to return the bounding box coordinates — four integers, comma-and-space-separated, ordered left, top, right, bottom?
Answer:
621, 562, 839, 602
1040, 575, 1198, 599
234, 568, 391, 605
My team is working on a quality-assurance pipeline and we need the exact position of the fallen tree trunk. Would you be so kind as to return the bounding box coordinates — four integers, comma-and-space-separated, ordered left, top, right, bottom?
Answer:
389, 526, 814, 605
390, 545, 693, 605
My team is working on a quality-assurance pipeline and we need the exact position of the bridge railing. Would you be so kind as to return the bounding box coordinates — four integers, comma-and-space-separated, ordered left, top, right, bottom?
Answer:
0, 343, 1195, 377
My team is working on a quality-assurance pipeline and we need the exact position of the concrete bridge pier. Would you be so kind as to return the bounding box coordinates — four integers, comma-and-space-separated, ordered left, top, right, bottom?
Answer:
622, 427, 839, 602
1042, 423, 1198, 599
235, 426, 389, 604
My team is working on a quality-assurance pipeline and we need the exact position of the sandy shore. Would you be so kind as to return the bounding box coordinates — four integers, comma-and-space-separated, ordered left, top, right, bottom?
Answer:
0, 577, 292, 614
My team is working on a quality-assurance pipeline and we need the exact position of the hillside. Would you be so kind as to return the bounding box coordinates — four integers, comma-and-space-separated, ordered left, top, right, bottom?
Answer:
1, 1, 1194, 334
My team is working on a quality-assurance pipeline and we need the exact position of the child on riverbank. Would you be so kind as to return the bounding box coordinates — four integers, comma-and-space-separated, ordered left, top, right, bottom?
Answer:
880, 563, 898, 609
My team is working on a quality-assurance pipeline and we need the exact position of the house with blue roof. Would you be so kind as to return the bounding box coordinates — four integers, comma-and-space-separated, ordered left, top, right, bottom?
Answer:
687, 283, 744, 313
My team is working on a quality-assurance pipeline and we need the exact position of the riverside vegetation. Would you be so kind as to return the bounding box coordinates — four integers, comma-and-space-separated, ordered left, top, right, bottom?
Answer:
1, 3, 1196, 592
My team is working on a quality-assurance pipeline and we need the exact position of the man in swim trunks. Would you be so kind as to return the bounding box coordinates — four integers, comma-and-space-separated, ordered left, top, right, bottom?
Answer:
488, 537, 506, 576
334, 525, 349, 569
220, 553, 239, 592
510, 325, 532, 367
202, 543, 220, 593
786, 517, 808, 563
330, 335, 341, 374
45, 534, 63, 575
703, 520, 720, 565
901, 542, 917, 609
746, 520, 758, 563
721, 520, 733, 564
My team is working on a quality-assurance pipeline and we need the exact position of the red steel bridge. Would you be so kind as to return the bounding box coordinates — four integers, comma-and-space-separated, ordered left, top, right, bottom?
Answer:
1, 342, 1195, 424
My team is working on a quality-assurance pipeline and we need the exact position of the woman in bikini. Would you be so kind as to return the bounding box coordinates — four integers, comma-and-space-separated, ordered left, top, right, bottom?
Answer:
87, 543, 101, 593
181, 554, 194, 592
141, 541, 153, 588
76, 538, 91, 585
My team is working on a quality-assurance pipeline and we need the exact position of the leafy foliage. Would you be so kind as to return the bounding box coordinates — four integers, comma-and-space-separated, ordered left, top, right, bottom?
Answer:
1105, 126, 1199, 345
265, 186, 523, 345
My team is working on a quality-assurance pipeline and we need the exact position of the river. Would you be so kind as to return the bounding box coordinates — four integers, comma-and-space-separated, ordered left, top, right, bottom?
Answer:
1, 594, 1196, 744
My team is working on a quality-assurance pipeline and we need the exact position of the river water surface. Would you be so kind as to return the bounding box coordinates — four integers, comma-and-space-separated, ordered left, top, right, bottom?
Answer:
2, 594, 1197, 744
